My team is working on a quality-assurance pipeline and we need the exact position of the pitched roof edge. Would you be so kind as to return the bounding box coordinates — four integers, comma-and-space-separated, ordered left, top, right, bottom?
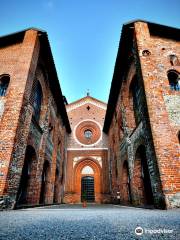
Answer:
103, 20, 180, 133
103, 23, 134, 133
0, 27, 71, 133
39, 32, 71, 133
67, 96, 107, 107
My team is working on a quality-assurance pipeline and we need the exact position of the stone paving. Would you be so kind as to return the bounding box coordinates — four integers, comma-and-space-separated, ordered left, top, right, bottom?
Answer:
0, 204, 179, 240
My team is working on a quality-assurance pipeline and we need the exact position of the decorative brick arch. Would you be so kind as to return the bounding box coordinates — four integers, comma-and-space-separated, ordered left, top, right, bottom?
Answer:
15, 145, 38, 207
73, 158, 102, 203
131, 145, 154, 206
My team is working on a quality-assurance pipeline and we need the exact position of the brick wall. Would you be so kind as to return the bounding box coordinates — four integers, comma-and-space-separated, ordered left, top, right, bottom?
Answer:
134, 22, 180, 208
0, 29, 68, 209
0, 21, 179, 209
107, 21, 180, 209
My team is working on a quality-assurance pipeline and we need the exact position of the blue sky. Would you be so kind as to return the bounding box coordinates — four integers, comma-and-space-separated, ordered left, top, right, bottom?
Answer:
0, 0, 180, 103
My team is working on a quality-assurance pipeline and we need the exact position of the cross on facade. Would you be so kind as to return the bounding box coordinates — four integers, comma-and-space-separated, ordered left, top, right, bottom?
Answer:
86, 89, 90, 96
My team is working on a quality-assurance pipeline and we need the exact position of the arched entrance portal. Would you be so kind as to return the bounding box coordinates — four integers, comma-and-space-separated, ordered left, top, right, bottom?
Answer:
74, 159, 101, 203
16, 145, 37, 205
131, 145, 154, 206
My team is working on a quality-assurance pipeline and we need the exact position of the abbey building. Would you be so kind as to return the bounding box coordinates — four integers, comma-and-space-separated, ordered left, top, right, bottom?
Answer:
0, 20, 179, 209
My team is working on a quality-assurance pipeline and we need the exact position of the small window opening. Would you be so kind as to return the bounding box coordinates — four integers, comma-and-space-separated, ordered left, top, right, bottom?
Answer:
167, 71, 180, 91
169, 54, 180, 66
0, 75, 10, 96
142, 50, 151, 56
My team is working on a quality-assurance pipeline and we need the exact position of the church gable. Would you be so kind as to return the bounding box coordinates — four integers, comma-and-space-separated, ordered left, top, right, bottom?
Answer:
66, 96, 107, 113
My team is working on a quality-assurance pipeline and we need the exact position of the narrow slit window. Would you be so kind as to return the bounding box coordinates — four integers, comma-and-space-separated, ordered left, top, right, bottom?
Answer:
0, 75, 10, 96
33, 81, 43, 122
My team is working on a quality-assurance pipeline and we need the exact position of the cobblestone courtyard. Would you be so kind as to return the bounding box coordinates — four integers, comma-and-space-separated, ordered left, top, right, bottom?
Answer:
0, 204, 179, 240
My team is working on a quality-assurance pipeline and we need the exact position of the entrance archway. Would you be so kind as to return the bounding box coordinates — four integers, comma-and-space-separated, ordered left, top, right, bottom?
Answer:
16, 145, 36, 205
131, 145, 154, 205
74, 159, 101, 203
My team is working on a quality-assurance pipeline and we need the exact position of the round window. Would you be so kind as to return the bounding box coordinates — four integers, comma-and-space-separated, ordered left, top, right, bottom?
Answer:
75, 120, 101, 145
84, 130, 93, 139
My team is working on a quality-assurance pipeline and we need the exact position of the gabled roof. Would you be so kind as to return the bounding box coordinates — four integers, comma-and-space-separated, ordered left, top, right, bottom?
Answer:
0, 28, 71, 133
103, 20, 180, 133
66, 95, 107, 112
68, 95, 106, 106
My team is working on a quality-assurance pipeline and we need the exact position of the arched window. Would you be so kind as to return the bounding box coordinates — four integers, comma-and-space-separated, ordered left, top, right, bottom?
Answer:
0, 75, 10, 96
81, 166, 94, 174
169, 54, 180, 66
167, 70, 180, 91
33, 81, 43, 122
129, 75, 141, 125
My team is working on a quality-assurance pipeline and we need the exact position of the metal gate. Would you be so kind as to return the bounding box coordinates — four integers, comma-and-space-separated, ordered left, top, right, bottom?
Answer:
81, 176, 95, 202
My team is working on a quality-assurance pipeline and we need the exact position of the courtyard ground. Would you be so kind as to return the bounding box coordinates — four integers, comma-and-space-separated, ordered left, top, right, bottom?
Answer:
0, 204, 179, 240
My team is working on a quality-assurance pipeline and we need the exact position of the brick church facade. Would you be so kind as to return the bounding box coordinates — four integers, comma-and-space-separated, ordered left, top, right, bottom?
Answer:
0, 20, 179, 209
64, 96, 110, 203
